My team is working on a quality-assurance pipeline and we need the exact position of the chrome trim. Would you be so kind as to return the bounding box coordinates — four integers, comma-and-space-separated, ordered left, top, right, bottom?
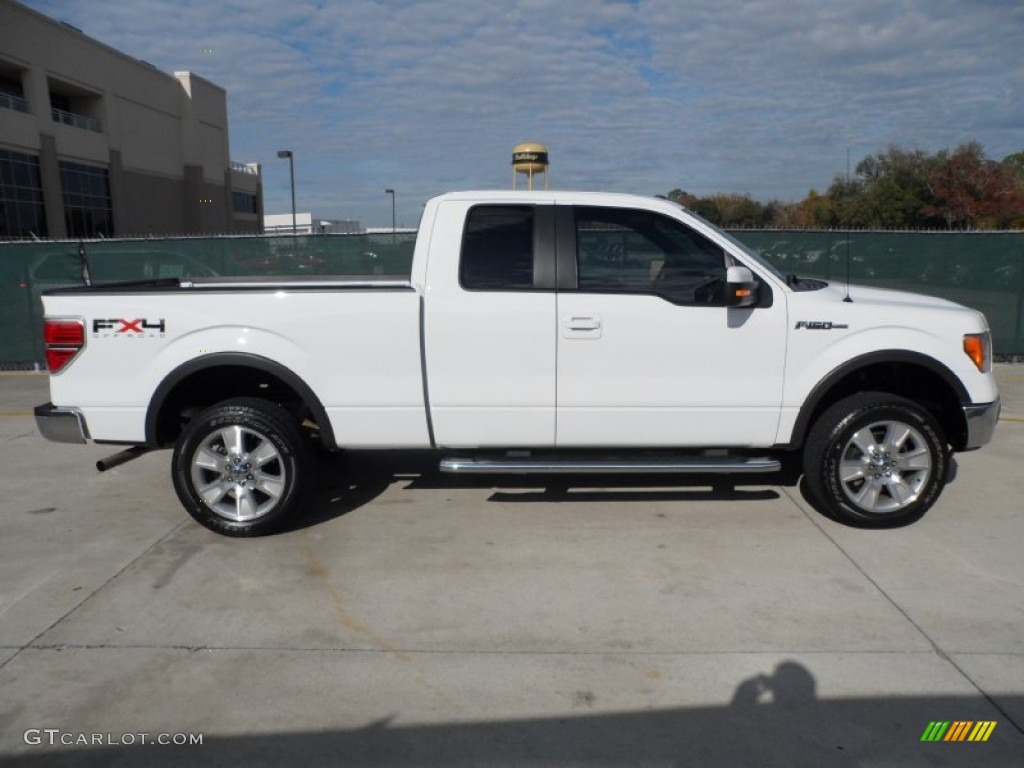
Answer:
440, 456, 781, 475
34, 403, 89, 444
962, 398, 1000, 450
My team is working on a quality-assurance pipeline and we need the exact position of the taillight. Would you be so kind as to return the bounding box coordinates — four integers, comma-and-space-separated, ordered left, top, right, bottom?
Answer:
43, 318, 85, 374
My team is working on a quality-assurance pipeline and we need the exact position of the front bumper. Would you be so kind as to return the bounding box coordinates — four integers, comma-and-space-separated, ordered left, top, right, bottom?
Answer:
34, 402, 89, 444
962, 398, 1000, 450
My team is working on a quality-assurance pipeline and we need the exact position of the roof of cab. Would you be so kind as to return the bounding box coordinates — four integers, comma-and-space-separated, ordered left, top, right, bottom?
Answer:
430, 190, 687, 216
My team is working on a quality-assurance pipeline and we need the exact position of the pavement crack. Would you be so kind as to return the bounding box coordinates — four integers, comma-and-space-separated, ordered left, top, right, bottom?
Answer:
784, 486, 1024, 737
0, 520, 189, 673
301, 534, 462, 711
11, 644, 960, 656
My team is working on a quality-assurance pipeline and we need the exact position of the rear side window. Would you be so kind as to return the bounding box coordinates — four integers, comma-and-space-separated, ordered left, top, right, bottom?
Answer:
460, 205, 534, 290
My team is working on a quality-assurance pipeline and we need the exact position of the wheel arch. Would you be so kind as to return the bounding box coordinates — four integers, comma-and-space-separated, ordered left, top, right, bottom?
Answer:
146, 353, 336, 449
785, 351, 969, 451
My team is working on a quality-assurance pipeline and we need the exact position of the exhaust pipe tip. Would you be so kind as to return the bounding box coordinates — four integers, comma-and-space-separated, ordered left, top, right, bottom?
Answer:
96, 446, 153, 472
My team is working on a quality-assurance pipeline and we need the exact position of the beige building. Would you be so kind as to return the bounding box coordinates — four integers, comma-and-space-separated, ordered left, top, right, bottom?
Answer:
0, 0, 262, 239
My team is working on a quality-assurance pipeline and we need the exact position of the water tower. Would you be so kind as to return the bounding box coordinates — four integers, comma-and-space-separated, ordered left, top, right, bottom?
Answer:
512, 143, 549, 190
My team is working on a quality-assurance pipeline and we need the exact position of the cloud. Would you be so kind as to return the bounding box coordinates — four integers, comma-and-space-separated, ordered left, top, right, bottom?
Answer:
20, 0, 1024, 225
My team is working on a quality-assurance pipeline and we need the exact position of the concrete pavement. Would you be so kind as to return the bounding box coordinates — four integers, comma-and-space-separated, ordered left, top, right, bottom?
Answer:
0, 368, 1022, 765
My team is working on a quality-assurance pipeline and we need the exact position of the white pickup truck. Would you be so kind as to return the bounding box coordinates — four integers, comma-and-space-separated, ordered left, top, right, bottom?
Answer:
35, 191, 1000, 535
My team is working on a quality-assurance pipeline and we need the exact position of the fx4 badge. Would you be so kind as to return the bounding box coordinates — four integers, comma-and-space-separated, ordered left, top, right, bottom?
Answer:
92, 318, 166, 338
794, 320, 849, 330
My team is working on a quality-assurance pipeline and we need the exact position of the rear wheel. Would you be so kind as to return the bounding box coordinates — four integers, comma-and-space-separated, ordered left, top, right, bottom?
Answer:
803, 393, 948, 527
171, 397, 313, 536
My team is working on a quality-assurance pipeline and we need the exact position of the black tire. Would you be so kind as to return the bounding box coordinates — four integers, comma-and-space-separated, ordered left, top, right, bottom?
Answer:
171, 397, 313, 536
803, 392, 948, 528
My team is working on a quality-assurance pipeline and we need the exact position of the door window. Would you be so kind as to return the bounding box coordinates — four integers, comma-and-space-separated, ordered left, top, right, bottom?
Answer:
574, 207, 728, 305
460, 205, 534, 290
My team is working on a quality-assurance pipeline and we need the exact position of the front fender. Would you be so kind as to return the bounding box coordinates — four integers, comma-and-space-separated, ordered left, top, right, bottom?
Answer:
778, 325, 979, 447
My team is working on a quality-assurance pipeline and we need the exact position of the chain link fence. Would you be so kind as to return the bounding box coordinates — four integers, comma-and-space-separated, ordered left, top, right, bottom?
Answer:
1, 230, 1021, 366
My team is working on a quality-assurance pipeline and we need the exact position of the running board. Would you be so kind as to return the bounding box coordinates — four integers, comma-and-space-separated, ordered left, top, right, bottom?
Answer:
439, 455, 780, 475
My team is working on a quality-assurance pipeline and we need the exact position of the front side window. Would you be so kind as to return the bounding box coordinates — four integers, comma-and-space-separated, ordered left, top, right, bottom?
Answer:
575, 207, 728, 305
460, 205, 534, 290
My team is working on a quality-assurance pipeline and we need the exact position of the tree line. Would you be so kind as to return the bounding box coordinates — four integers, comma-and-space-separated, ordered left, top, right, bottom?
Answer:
667, 143, 1024, 230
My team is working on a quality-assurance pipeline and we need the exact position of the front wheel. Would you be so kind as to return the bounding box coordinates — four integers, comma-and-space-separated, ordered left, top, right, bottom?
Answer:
172, 398, 313, 536
803, 393, 948, 527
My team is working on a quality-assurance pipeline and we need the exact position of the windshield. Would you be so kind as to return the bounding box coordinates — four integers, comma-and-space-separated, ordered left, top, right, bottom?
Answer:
671, 202, 788, 282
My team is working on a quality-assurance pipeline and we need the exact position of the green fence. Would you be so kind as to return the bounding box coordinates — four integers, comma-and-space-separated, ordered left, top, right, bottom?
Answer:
1, 230, 1022, 365
0, 233, 417, 365
733, 231, 1024, 358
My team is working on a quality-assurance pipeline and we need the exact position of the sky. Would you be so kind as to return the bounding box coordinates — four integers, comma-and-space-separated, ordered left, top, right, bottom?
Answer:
21, 0, 1024, 228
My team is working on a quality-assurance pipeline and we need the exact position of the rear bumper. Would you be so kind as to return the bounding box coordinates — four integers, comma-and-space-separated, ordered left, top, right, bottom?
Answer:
962, 398, 1000, 450
34, 402, 89, 444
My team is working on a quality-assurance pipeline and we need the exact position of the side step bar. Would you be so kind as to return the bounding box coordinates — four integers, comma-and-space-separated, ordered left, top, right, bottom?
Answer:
439, 456, 781, 475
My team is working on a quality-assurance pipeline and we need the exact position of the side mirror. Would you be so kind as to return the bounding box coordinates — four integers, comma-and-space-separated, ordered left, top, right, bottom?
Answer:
725, 266, 758, 307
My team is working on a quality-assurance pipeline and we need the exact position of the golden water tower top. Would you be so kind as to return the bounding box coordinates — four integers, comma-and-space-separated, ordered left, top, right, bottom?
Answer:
512, 143, 549, 190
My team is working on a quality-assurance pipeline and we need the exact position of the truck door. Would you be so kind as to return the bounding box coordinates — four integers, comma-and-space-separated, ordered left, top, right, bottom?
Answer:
555, 205, 786, 447
423, 201, 557, 447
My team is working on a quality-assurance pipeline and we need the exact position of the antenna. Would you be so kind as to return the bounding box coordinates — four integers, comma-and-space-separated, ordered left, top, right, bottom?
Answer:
843, 148, 853, 303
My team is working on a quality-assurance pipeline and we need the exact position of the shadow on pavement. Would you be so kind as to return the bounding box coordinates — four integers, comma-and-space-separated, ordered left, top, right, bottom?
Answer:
4, 661, 1021, 766
282, 450, 790, 532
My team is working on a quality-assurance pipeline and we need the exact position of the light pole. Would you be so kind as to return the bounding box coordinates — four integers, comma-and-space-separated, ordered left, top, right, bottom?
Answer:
384, 188, 396, 242
277, 150, 296, 234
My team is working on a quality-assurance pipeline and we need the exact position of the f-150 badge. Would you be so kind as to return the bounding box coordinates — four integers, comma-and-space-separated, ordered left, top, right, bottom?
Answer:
794, 321, 849, 330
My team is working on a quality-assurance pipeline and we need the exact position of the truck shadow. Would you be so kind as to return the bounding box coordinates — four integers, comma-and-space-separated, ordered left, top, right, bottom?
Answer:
285, 450, 788, 533
288, 450, 961, 533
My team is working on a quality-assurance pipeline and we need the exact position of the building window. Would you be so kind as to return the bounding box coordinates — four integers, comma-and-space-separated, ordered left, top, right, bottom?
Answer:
0, 74, 29, 114
59, 161, 113, 238
50, 93, 71, 112
232, 191, 258, 214
48, 82, 103, 132
0, 149, 47, 239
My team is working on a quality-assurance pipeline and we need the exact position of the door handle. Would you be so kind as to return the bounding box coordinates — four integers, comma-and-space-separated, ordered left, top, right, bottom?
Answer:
565, 316, 601, 331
